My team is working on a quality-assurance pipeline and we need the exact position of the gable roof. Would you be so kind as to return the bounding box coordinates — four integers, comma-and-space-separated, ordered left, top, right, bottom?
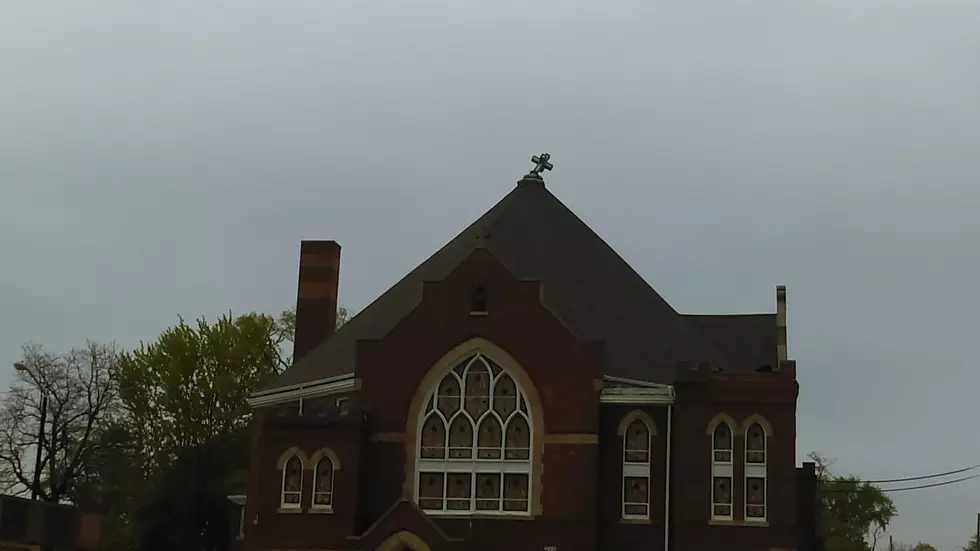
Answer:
266, 177, 775, 392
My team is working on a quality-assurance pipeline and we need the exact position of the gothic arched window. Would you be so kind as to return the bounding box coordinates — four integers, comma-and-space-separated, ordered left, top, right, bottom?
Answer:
744, 421, 768, 521
711, 421, 734, 520
280, 455, 303, 509
622, 417, 652, 519
313, 456, 335, 509
415, 353, 532, 515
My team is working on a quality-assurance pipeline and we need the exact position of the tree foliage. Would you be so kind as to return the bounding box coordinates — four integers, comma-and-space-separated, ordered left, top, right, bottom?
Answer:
0, 342, 118, 502
963, 533, 979, 551
133, 430, 246, 551
808, 452, 898, 551
117, 313, 285, 470
894, 543, 939, 551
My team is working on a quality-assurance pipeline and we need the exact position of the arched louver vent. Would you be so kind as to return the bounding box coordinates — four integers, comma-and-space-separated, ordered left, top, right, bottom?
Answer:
471, 287, 488, 314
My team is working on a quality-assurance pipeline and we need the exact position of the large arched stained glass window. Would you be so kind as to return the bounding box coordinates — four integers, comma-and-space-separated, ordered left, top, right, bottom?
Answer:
415, 352, 532, 515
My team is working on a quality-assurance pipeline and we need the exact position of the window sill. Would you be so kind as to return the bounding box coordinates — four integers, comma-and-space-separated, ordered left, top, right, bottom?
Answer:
708, 518, 770, 528
307, 506, 334, 514
277, 507, 303, 514
620, 517, 652, 525
426, 512, 535, 521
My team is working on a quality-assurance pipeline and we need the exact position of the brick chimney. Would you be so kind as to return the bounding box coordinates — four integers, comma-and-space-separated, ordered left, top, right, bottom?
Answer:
293, 241, 341, 362
776, 285, 788, 361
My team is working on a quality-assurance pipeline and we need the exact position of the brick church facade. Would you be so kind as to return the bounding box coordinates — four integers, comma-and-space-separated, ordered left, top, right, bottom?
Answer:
236, 159, 805, 551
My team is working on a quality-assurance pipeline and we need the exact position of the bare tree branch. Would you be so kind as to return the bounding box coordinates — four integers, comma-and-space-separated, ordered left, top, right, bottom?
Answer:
0, 342, 119, 503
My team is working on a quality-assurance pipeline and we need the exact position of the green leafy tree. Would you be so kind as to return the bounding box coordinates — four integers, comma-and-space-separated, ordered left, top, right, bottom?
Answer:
117, 313, 286, 470
808, 452, 898, 551
276, 307, 353, 341
963, 533, 979, 551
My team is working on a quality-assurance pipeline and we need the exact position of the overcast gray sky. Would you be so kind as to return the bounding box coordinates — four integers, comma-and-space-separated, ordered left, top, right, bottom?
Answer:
2, 1, 978, 548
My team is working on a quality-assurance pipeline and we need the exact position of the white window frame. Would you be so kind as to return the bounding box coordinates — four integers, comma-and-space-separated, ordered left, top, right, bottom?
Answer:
280, 455, 303, 509
312, 456, 335, 510
743, 422, 768, 522
622, 417, 652, 520
711, 422, 734, 521
414, 353, 533, 516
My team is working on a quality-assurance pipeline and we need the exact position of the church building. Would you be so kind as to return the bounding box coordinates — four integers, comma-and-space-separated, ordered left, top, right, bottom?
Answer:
238, 156, 803, 551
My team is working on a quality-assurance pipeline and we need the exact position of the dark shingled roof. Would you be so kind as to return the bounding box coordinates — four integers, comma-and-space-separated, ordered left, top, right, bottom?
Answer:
267, 178, 776, 391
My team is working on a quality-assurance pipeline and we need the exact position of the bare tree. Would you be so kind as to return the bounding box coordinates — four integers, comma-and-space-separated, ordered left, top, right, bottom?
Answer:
0, 342, 118, 503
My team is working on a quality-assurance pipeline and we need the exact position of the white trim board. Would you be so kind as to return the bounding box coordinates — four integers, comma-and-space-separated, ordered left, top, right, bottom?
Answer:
247, 374, 356, 408
247, 373, 675, 408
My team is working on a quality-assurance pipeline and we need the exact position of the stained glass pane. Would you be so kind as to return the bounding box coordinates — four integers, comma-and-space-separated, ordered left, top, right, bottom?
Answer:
713, 423, 732, 450
624, 503, 648, 516
315, 459, 333, 493
503, 474, 529, 511
421, 415, 446, 459
475, 474, 501, 510
623, 476, 648, 506
746, 423, 766, 464
284, 457, 302, 492
418, 472, 444, 510
746, 477, 765, 507
504, 415, 530, 460
477, 415, 502, 459
437, 375, 461, 417
624, 420, 649, 463
464, 361, 490, 418
448, 415, 474, 459
492, 374, 517, 418
713, 476, 732, 505
446, 473, 472, 510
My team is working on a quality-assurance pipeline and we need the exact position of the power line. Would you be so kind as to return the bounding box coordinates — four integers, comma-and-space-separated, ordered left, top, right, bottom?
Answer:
820, 473, 980, 494
880, 474, 980, 493
863, 463, 980, 484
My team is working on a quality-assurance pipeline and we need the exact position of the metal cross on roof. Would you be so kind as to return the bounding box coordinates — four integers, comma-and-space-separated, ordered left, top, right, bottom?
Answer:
527, 153, 554, 179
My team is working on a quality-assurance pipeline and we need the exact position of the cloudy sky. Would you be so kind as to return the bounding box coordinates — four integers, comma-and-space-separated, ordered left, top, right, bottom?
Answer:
2, 1, 978, 548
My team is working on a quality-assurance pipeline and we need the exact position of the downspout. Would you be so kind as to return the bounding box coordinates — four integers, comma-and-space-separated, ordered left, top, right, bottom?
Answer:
664, 400, 673, 551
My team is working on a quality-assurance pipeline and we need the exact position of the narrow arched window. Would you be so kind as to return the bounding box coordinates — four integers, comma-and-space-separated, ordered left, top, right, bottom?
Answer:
313, 456, 335, 509
415, 352, 532, 515
622, 418, 651, 519
471, 287, 488, 313
711, 422, 733, 520
281, 455, 303, 509
744, 422, 767, 521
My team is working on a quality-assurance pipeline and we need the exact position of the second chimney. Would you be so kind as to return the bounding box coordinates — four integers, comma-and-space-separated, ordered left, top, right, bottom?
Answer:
294, 240, 341, 363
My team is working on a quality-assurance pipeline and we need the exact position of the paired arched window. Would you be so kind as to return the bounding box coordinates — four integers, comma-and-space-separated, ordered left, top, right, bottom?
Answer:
280, 455, 303, 509
416, 352, 532, 515
277, 447, 339, 511
708, 416, 770, 522
313, 455, 335, 509
621, 415, 653, 520
744, 421, 767, 521
711, 421, 734, 520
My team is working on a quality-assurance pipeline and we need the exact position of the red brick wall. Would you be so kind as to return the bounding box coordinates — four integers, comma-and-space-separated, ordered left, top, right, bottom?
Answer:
244, 247, 801, 551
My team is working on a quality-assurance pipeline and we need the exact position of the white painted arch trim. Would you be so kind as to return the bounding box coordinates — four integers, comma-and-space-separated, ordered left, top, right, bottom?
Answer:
246, 373, 356, 408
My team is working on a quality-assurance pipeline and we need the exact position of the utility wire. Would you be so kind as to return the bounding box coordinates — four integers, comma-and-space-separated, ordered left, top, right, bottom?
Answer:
863, 463, 980, 484
819, 473, 980, 494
